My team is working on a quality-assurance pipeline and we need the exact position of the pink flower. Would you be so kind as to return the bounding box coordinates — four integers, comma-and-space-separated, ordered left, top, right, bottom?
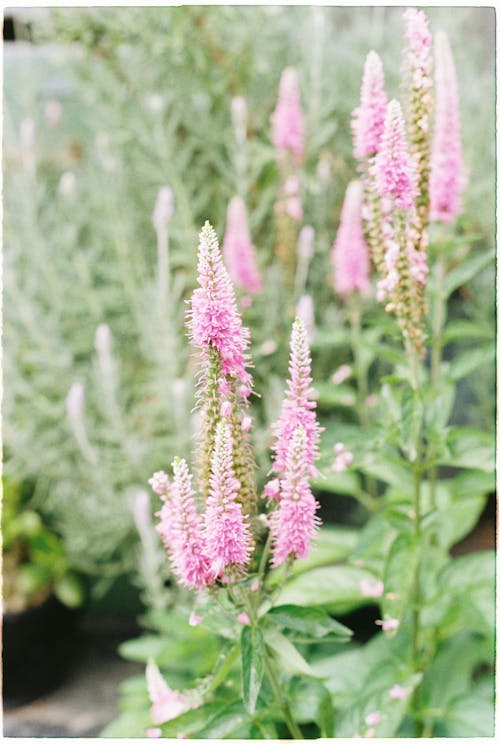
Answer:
331, 364, 352, 385
152, 186, 174, 230
250, 578, 259, 592
264, 478, 281, 501
404, 8, 432, 70
189, 221, 252, 391
360, 579, 384, 598
146, 660, 190, 725
375, 616, 400, 632
220, 400, 232, 419
204, 421, 253, 579
271, 67, 305, 162
146, 728, 162, 738
241, 415, 252, 432
149, 470, 170, 498
332, 443, 353, 472
389, 684, 409, 701
430, 32, 463, 223
352, 51, 388, 159
331, 181, 371, 297
223, 197, 262, 294
365, 711, 381, 727
296, 294, 315, 343
271, 425, 321, 567
285, 196, 303, 221
156, 458, 212, 590
269, 317, 322, 483
237, 611, 251, 625
375, 100, 417, 210
188, 611, 202, 626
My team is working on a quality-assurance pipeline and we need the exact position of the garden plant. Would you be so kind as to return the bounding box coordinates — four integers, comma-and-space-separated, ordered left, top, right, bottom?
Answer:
3, 5, 494, 739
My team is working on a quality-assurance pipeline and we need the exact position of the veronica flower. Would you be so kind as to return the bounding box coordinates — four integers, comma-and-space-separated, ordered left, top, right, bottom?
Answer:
331, 181, 371, 298
223, 197, 262, 294
268, 317, 321, 488
155, 458, 212, 590
352, 51, 388, 160
271, 425, 321, 567
429, 31, 463, 223
271, 67, 305, 163
375, 100, 417, 211
203, 420, 253, 579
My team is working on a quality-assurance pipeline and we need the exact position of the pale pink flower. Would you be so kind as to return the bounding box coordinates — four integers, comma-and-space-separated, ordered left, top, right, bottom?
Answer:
352, 51, 388, 160
375, 100, 417, 210
285, 196, 303, 221
223, 197, 262, 294
155, 458, 212, 590
331, 364, 352, 385
376, 617, 400, 632
296, 294, 315, 343
146, 728, 162, 738
360, 579, 384, 598
404, 8, 432, 75
149, 470, 170, 498
204, 421, 253, 579
250, 578, 259, 592
237, 611, 251, 625
331, 181, 371, 297
389, 684, 409, 701
365, 711, 381, 727
332, 443, 353, 472
188, 611, 202, 626
430, 32, 463, 223
189, 221, 252, 393
241, 415, 253, 432
271, 425, 321, 567
271, 67, 305, 162
220, 400, 232, 419
146, 660, 190, 725
268, 317, 322, 484
264, 478, 281, 501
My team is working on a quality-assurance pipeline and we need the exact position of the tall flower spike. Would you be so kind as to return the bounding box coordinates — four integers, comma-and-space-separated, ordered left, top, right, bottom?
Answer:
223, 197, 262, 295
268, 318, 321, 492
352, 51, 388, 160
430, 31, 463, 223
204, 420, 253, 579
375, 100, 417, 211
271, 425, 321, 567
155, 458, 212, 590
403, 7, 433, 242
331, 180, 371, 298
271, 67, 305, 163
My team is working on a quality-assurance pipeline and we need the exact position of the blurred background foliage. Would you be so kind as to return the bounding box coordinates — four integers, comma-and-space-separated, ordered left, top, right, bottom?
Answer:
3, 5, 495, 603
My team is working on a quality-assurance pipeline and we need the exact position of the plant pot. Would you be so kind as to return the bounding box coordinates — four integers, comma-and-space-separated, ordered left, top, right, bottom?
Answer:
2, 593, 82, 708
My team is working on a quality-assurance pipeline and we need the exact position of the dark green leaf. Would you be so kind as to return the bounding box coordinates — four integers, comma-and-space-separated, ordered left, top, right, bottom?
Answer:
263, 627, 317, 677
197, 701, 249, 739
382, 532, 421, 624
160, 702, 229, 738
277, 565, 381, 614
266, 604, 352, 641
241, 625, 265, 715
290, 677, 335, 737
440, 427, 494, 472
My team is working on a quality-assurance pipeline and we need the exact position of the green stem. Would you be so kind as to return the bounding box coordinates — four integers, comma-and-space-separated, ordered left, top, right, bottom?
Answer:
263, 654, 303, 739
429, 255, 446, 511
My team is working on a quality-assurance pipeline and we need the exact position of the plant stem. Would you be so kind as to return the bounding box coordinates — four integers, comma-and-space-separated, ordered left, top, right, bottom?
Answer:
429, 255, 446, 511
263, 654, 303, 739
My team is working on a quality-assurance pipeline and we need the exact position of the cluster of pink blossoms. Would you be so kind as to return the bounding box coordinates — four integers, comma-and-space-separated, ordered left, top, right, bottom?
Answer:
351, 51, 388, 160
151, 223, 322, 587
223, 196, 262, 295
271, 67, 305, 164
331, 180, 371, 298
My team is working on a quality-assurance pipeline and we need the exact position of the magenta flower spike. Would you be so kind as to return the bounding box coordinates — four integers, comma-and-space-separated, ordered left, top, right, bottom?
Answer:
271, 67, 305, 163
271, 425, 321, 567
331, 181, 371, 298
268, 317, 321, 489
204, 420, 253, 579
351, 51, 388, 160
189, 221, 252, 394
375, 100, 418, 211
155, 458, 212, 590
223, 197, 262, 295
430, 31, 463, 223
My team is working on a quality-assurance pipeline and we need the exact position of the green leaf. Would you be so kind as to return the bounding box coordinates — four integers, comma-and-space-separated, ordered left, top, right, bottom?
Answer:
443, 320, 494, 344
263, 627, 317, 677
448, 345, 495, 381
53, 572, 84, 608
442, 684, 494, 736
315, 381, 356, 409
276, 565, 380, 614
197, 701, 250, 739
266, 604, 352, 641
100, 709, 152, 738
160, 702, 228, 738
399, 389, 423, 461
382, 532, 421, 624
444, 248, 495, 297
440, 427, 494, 472
312, 470, 361, 497
289, 677, 335, 737
438, 551, 494, 637
241, 625, 265, 715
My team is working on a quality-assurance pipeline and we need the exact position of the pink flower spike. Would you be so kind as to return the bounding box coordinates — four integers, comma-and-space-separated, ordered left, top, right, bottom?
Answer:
430, 32, 464, 223
270, 317, 322, 480
365, 711, 381, 727
189, 221, 253, 391
149, 470, 170, 498
331, 181, 371, 298
264, 478, 281, 501
241, 415, 253, 432
271, 425, 321, 567
352, 51, 388, 159
223, 197, 262, 294
389, 684, 409, 701
146, 728, 162, 738
204, 421, 253, 579
375, 100, 417, 210
189, 611, 202, 627
331, 364, 352, 385
271, 67, 305, 163
237, 611, 251, 625
360, 579, 384, 598
156, 458, 212, 590
146, 660, 190, 725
